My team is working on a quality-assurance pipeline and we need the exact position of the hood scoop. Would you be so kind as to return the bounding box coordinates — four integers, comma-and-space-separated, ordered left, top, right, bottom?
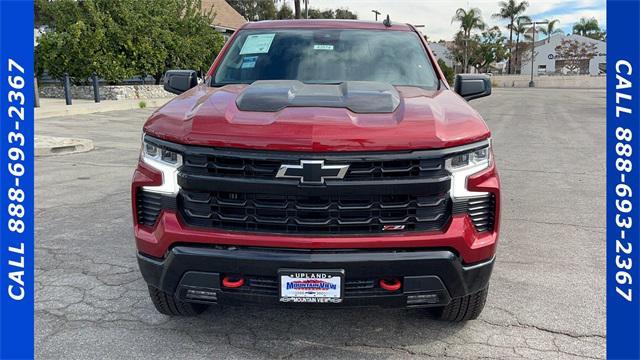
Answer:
235, 80, 400, 113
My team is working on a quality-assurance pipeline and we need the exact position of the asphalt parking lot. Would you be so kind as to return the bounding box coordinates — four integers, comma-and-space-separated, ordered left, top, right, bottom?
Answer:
35, 88, 605, 359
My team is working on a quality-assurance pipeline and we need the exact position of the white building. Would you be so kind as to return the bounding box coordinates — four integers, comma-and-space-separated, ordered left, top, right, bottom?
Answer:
520, 34, 606, 75
428, 42, 455, 68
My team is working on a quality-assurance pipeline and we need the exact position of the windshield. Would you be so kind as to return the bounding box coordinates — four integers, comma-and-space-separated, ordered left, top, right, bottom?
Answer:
213, 29, 439, 89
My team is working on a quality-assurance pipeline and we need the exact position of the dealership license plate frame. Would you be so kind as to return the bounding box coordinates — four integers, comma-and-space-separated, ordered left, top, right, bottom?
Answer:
279, 269, 345, 303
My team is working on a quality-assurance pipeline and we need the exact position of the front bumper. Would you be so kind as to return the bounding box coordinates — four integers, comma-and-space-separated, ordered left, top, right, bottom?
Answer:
138, 246, 494, 308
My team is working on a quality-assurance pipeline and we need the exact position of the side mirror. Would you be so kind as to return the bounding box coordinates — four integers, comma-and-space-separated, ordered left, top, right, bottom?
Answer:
163, 70, 198, 95
454, 74, 492, 101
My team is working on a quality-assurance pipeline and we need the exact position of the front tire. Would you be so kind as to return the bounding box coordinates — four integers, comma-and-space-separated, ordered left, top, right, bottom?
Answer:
147, 285, 209, 316
431, 287, 488, 321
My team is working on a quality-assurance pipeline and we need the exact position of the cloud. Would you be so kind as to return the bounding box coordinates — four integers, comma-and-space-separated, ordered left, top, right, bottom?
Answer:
282, 0, 605, 40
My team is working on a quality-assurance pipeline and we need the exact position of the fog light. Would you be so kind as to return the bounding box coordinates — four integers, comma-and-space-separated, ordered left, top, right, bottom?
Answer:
407, 293, 439, 305
185, 288, 217, 302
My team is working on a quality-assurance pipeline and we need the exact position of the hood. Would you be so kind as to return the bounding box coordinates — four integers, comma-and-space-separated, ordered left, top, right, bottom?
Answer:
143, 83, 490, 152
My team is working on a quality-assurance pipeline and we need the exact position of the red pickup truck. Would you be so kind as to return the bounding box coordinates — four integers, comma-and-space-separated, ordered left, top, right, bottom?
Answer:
132, 19, 499, 321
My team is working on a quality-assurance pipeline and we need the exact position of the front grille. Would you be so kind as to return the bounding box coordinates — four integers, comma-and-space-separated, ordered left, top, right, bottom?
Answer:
179, 190, 450, 234
168, 142, 458, 235
238, 276, 392, 296
183, 153, 444, 180
136, 191, 163, 226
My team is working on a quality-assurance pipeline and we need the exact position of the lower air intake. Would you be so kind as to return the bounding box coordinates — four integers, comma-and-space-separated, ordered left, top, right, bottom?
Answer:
466, 194, 496, 232
136, 190, 163, 226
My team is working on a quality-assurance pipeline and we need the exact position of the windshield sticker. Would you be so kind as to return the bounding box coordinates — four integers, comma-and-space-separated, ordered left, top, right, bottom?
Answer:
241, 56, 258, 69
239, 33, 276, 55
313, 44, 334, 51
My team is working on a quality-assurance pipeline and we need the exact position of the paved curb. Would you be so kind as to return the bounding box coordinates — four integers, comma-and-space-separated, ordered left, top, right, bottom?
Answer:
35, 97, 172, 119
35, 136, 94, 157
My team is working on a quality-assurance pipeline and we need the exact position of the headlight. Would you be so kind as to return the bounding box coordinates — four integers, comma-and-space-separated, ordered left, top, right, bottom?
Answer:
143, 140, 180, 165
446, 141, 491, 199
141, 135, 182, 195
449, 146, 490, 169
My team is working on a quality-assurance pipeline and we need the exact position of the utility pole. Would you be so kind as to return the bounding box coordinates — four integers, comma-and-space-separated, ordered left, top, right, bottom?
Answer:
522, 20, 549, 87
372, 9, 381, 21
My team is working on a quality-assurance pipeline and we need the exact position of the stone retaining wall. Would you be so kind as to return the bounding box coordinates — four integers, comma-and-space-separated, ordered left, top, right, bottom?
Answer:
39, 85, 174, 100
490, 75, 606, 89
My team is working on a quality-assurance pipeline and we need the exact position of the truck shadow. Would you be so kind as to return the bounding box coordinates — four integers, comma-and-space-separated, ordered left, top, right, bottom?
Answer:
162, 305, 470, 357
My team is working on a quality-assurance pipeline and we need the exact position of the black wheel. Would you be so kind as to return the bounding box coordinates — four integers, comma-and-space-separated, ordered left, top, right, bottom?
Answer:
431, 287, 489, 321
147, 285, 209, 316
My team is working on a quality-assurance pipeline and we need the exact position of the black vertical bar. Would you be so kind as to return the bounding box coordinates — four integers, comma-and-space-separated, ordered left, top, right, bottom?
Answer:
92, 73, 100, 103
63, 73, 72, 105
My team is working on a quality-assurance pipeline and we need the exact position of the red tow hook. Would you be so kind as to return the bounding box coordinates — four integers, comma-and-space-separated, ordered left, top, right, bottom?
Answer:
379, 278, 402, 292
222, 276, 245, 288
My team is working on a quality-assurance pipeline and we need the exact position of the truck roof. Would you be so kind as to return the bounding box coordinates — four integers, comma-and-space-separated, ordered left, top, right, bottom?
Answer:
241, 19, 415, 32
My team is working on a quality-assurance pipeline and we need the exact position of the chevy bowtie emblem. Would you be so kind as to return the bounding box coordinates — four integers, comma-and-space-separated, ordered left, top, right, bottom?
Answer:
276, 160, 349, 184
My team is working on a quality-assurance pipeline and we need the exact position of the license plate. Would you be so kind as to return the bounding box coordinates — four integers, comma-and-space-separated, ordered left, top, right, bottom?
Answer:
279, 269, 344, 303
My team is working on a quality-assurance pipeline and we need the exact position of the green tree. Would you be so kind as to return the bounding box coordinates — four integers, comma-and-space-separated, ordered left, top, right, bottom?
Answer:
451, 7, 485, 72
37, 0, 224, 84
233, 1, 357, 21
37, 0, 135, 83
572, 17, 605, 40
306, 8, 332, 19
320, 9, 335, 19
306, 8, 322, 19
493, 0, 529, 74
437, 59, 455, 84
255, 0, 277, 20
539, 19, 563, 43
472, 26, 508, 73
511, 16, 531, 72
335, 8, 357, 19
449, 31, 481, 73
307, 7, 357, 20
228, 0, 276, 21
159, 0, 225, 82
276, 3, 294, 19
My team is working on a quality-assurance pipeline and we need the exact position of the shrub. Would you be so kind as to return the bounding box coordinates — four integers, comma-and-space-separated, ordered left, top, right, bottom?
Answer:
36, 0, 225, 84
437, 59, 456, 85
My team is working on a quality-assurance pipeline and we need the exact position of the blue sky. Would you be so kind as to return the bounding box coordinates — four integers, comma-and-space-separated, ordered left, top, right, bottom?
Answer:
283, 0, 606, 40
529, 0, 606, 35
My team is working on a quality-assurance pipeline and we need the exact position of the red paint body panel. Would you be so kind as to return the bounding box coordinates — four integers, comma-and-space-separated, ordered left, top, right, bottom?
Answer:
143, 85, 489, 152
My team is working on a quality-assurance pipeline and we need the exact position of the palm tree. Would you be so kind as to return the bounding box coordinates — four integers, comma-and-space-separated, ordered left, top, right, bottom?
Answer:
572, 17, 603, 39
493, 0, 529, 74
293, 0, 301, 18
510, 16, 531, 73
452, 8, 485, 72
540, 19, 563, 43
